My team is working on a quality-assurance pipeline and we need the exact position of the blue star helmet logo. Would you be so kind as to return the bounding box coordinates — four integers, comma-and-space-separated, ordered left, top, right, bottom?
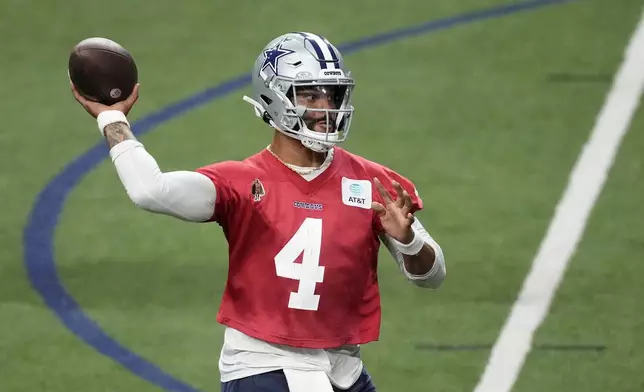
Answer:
261, 42, 295, 75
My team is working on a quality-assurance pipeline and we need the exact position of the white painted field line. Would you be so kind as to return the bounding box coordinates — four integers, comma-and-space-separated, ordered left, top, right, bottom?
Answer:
473, 12, 644, 392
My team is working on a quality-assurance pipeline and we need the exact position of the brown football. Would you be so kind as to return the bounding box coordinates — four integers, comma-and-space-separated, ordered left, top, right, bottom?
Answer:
68, 37, 138, 105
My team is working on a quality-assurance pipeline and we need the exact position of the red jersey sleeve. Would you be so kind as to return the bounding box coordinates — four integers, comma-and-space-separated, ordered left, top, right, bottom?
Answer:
195, 161, 243, 225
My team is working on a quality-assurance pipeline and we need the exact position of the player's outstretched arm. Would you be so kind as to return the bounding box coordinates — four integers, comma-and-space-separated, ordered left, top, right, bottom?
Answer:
71, 83, 217, 222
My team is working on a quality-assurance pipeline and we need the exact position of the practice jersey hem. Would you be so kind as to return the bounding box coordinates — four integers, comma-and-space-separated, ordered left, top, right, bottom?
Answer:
218, 315, 380, 349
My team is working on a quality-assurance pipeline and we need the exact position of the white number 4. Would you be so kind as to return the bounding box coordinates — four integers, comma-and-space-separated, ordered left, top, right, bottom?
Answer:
274, 218, 325, 311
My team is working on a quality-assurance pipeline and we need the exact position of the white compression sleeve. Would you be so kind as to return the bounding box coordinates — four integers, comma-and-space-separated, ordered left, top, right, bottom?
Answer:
109, 140, 217, 222
380, 218, 446, 289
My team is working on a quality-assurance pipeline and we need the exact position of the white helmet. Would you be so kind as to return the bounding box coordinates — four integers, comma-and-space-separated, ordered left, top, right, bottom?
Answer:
243, 32, 355, 152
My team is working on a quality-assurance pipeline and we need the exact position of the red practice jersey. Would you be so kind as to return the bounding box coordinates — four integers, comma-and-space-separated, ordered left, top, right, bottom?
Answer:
196, 147, 422, 349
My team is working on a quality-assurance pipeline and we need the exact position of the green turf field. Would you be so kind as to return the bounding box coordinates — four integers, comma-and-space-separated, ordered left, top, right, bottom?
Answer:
2, 0, 644, 391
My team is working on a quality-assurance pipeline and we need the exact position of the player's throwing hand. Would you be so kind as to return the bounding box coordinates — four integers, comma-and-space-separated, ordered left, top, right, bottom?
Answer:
71, 82, 140, 118
372, 177, 415, 244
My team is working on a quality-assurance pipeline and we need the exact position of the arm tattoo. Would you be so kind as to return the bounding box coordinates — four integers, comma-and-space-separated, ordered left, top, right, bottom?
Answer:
104, 122, 137, 149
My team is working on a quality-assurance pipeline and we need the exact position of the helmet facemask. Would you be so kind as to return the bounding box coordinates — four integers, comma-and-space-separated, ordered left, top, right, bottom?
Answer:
270, 76, 355, 152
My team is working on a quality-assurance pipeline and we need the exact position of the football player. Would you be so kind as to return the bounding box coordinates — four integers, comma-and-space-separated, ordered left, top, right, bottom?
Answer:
71, 32, 446, 392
